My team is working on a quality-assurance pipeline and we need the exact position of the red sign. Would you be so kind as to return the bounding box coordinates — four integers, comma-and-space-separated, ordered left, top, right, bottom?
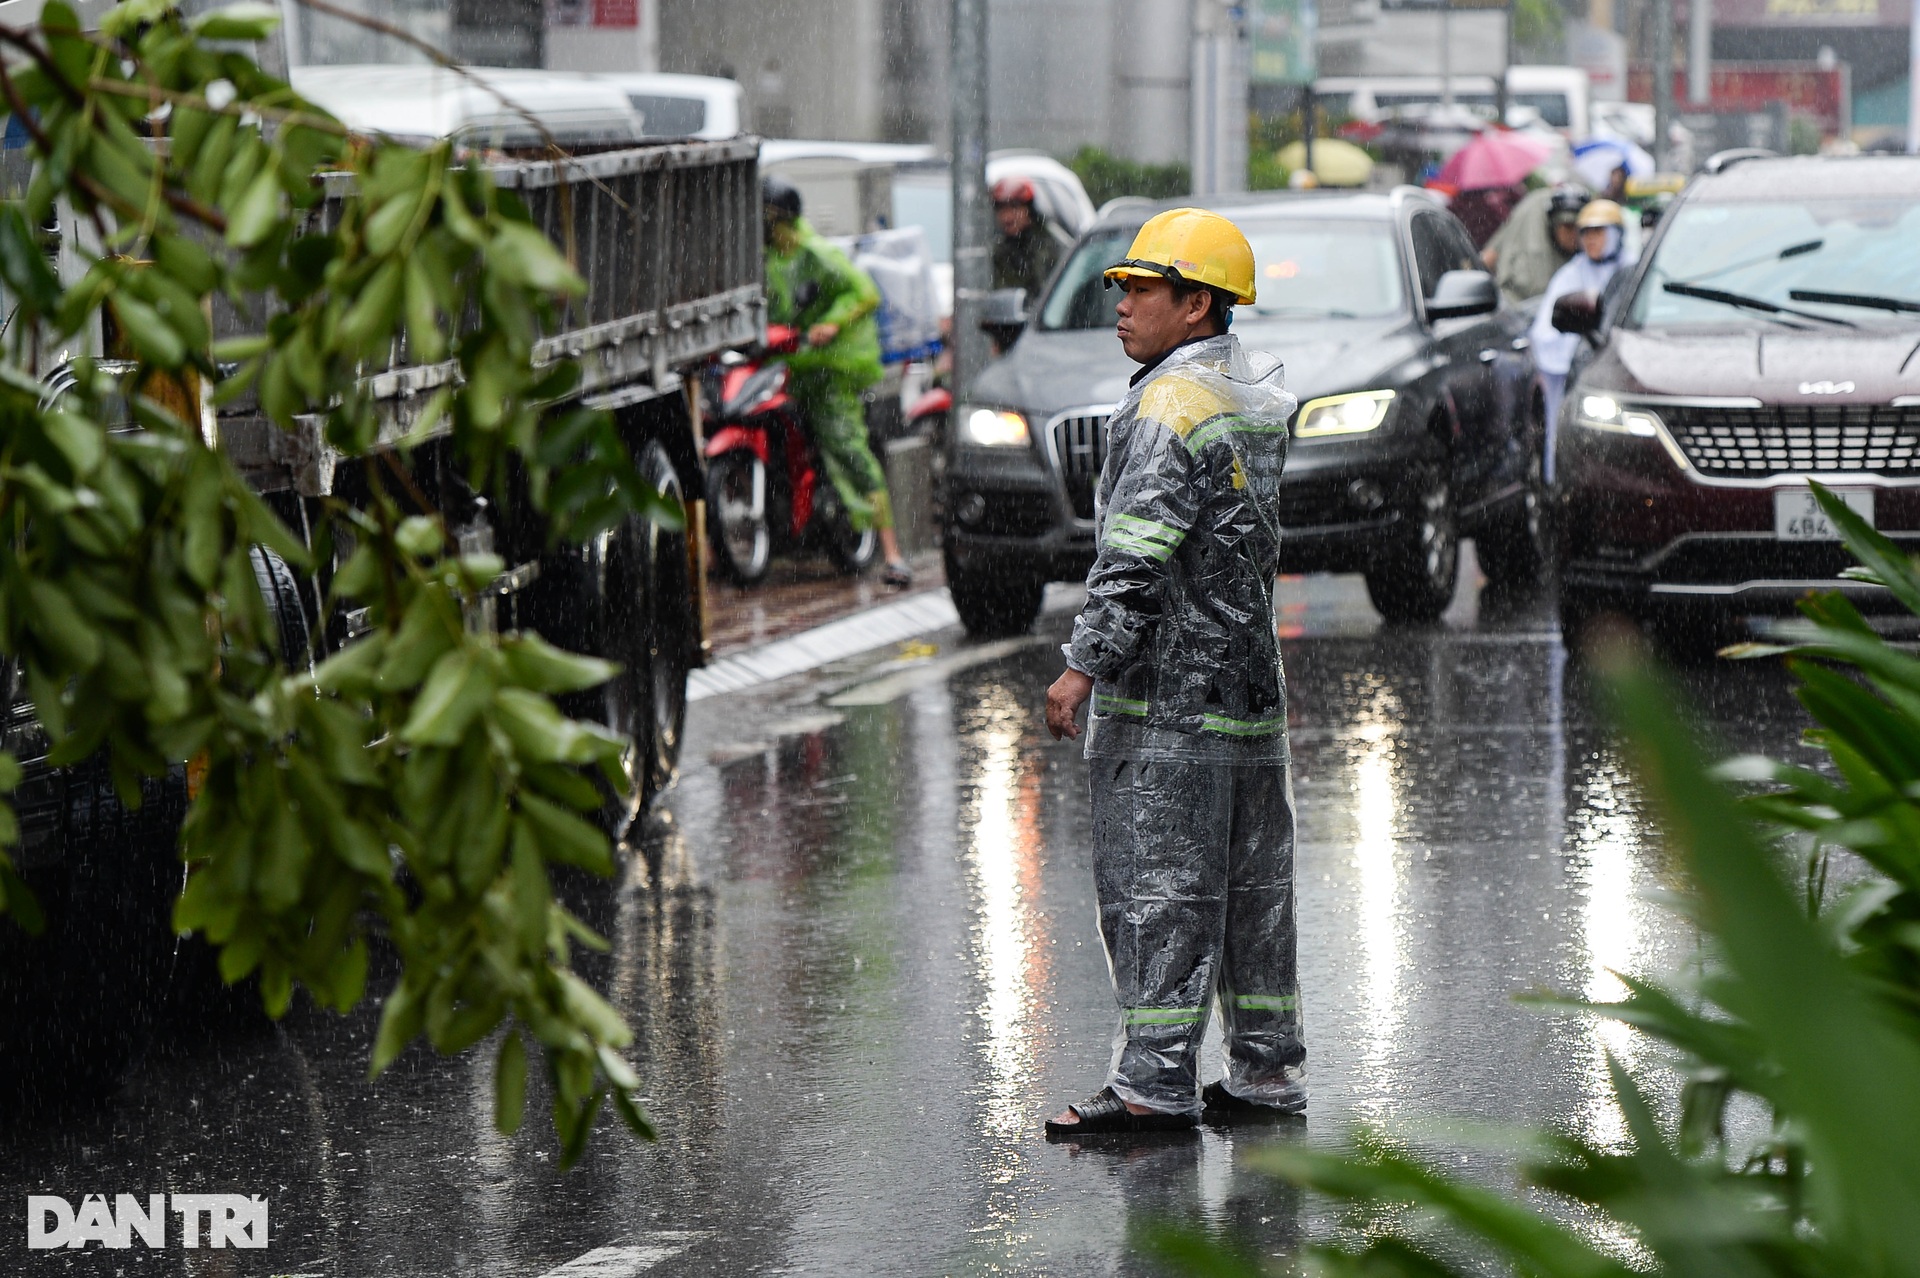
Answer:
1625, 62, 1849, 131
594, 0, 639, 25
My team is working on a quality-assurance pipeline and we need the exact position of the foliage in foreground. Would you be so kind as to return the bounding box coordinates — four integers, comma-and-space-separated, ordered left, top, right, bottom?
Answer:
1159, 483, 1920, 1276
0, 1, 674, 1161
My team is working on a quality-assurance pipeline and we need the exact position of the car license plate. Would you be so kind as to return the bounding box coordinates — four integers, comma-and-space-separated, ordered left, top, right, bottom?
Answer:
1774, 488, 1873, 540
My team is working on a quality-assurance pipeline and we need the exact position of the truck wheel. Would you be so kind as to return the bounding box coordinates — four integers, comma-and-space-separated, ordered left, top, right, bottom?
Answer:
1477, 445, 1552, 593
705, 450, 771, 585
1364, 462, 1458, 623
946, 545, 1044, 637
638, 441, 690, 805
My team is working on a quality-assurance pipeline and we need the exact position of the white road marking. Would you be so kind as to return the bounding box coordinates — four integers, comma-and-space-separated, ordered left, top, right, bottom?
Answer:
689, 589, 960, 701
537, 1231, 709, 1277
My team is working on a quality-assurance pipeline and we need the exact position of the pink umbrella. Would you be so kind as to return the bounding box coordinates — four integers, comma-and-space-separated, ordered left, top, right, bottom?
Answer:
1435, 130, 1555, 192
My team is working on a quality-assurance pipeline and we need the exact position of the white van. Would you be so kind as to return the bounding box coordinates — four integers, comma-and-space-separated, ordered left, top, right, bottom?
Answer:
291, 65, 643, 150
587, 73, 744, 141
1318, 66, 1590, 138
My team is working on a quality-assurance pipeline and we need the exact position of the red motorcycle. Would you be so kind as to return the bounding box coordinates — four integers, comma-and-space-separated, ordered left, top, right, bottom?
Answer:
701, 324, 878, 585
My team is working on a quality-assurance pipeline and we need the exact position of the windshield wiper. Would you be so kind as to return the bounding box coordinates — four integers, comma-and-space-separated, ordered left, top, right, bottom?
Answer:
1789, 288, 1920, 315
1662, 280, 1855, 328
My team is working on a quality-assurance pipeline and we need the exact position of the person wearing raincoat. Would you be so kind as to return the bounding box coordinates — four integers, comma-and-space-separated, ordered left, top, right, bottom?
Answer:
1529, 198, 1635, 482
762, 176, 914, 586
1041, 208, 1304, 1136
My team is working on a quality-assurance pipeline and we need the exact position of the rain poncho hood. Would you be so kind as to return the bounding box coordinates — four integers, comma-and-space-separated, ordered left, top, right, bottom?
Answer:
765, 216, 885, 388
1066, 333, 1298, 762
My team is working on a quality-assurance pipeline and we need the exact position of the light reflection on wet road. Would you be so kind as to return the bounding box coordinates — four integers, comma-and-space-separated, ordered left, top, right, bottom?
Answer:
0, 566, 1823, 1276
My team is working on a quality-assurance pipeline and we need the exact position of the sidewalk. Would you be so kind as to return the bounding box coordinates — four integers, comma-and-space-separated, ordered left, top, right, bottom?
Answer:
703, 548, 948, 661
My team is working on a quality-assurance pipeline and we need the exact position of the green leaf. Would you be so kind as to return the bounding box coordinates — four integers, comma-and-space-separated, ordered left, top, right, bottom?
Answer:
0, 860, 45, 935
25, 578, 102, 670
501, 633, 618, 694
189, 2, 282, 41
610, 1086, 657, 1142
0, 206, 61, 314
399, 649, 496, 746
225, 167, 282, 249
337, 257, 405, 351
518, 790, 614, 875
370, 980, 423, 1077
108, 295, 188, 367
487, 222, 584, 295
495, 1029, 528, 1134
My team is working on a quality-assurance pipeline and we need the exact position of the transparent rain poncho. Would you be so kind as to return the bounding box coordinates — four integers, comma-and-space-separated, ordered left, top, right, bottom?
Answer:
1067, 333, 1298, 764
1063, 333, 1307, 1114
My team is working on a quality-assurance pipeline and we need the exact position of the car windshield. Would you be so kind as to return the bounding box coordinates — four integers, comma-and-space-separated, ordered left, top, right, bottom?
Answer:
1037, 218, 1406, 331
1627, 197, 1920, 329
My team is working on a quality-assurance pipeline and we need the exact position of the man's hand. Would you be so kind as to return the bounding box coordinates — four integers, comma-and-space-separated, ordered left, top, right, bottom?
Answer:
1046, 668, 1095, 741
807, 322, 840, 348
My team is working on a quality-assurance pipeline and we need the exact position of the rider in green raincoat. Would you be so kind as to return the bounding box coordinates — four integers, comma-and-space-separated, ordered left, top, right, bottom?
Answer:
762, 176, 911, 585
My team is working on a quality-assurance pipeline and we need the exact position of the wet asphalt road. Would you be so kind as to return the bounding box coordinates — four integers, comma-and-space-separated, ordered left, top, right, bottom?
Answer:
0, 561, 1826, 1277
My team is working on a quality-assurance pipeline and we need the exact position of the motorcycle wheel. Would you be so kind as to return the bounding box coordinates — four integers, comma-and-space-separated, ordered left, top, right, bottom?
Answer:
818, 482, 880, 576
705, 449, 771, 585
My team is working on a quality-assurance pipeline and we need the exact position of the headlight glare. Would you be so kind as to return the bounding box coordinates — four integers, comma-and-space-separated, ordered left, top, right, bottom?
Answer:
1296, 390, 1396, 438
1576, 395, 1662, 438
962, 406, 1030, 447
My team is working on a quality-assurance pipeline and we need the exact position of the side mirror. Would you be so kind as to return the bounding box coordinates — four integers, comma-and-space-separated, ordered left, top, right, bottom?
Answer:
1426, 270, 1499, 320
979, 286, 1028, 351
1550, 290, 1602, 337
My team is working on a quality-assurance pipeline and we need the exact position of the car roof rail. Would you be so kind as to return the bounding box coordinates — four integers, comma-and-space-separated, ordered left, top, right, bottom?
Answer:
1702, 147, 1777, 175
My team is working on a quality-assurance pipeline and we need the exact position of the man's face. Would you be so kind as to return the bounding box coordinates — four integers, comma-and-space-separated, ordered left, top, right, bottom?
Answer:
1114, 275, 1207, 363
766, 215, 799, 252
1580, 225, 1611, 261
995, 202, 1032, 238
1551, 219, 1579, 254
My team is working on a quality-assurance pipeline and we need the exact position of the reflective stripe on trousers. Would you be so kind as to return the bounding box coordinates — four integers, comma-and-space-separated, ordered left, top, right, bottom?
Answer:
1092, 758, 1305, 1114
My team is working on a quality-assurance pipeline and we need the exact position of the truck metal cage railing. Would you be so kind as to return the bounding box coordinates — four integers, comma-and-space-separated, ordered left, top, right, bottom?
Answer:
220, 137, 765, 495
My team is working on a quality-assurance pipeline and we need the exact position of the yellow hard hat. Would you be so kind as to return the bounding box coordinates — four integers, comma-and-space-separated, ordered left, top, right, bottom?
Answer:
1103, 207, 1257, 305
1576, 199, 1625, 230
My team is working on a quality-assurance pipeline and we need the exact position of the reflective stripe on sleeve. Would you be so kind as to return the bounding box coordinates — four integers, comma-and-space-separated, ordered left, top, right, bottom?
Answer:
1185, 414, 1289, 455
1103, 512, 1185, 562
1094, 693, 1149, 718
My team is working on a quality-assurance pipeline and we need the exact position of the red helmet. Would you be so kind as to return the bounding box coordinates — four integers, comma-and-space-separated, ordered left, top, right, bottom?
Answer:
990, 176, 1036, 206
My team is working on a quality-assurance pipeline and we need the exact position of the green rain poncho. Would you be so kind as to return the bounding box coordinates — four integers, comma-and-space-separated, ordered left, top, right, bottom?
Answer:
765, 217, 885, 389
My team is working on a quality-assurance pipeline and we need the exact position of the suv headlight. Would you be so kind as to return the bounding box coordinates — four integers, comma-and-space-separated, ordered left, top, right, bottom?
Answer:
961, 406, 1030, 447
1574, 395, 1660, 437
1296, 390, 1395, 438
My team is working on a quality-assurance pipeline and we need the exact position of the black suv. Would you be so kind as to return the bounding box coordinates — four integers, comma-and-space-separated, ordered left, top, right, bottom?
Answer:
944, 189, 1545, 635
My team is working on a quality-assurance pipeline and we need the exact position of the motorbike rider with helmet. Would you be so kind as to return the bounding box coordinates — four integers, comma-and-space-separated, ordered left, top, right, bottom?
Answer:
761, 175, 913, 587
990, 176, 1068, 305
1532, 198, 1635, 481
1482, 182, 1590, 306
1041, 208, 1304, 1135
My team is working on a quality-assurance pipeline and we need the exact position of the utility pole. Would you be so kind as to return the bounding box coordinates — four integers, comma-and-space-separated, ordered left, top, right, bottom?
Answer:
1688, 0, 1712, 109
1652, 0, 1675, 168
1908, 0, 1920, 153
950, 0, 991, 404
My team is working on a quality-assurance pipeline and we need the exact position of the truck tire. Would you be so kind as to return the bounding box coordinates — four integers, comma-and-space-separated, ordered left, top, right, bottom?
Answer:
946, 545, 1044, 638
1364, 461, 1458, 623
638, 440, 691, 805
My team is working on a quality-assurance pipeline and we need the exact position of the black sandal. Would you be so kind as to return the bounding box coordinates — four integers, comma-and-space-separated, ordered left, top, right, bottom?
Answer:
881, 560, 913, 589
1044, 1086, 1197, 1137
1201, 1079, 1306, 1118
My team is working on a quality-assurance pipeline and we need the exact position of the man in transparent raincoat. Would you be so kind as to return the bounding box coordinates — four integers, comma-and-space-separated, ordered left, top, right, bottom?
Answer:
1043, 208, 1304, 1135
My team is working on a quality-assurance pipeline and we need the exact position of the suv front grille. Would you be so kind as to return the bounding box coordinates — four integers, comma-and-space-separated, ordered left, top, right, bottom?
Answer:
1050, 412, 1111, 519
1662, 404, 1920, 478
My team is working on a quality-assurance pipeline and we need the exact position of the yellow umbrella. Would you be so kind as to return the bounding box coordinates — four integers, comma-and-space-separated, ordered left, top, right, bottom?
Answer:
1275, 138, 1373, 188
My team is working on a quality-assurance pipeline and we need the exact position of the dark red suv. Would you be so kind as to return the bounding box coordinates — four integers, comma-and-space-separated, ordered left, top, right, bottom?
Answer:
1556, 155, 1920, 642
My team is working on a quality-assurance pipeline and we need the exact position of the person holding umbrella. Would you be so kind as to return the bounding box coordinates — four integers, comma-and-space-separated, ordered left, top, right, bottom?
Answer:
1432, 129, 1556, 248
